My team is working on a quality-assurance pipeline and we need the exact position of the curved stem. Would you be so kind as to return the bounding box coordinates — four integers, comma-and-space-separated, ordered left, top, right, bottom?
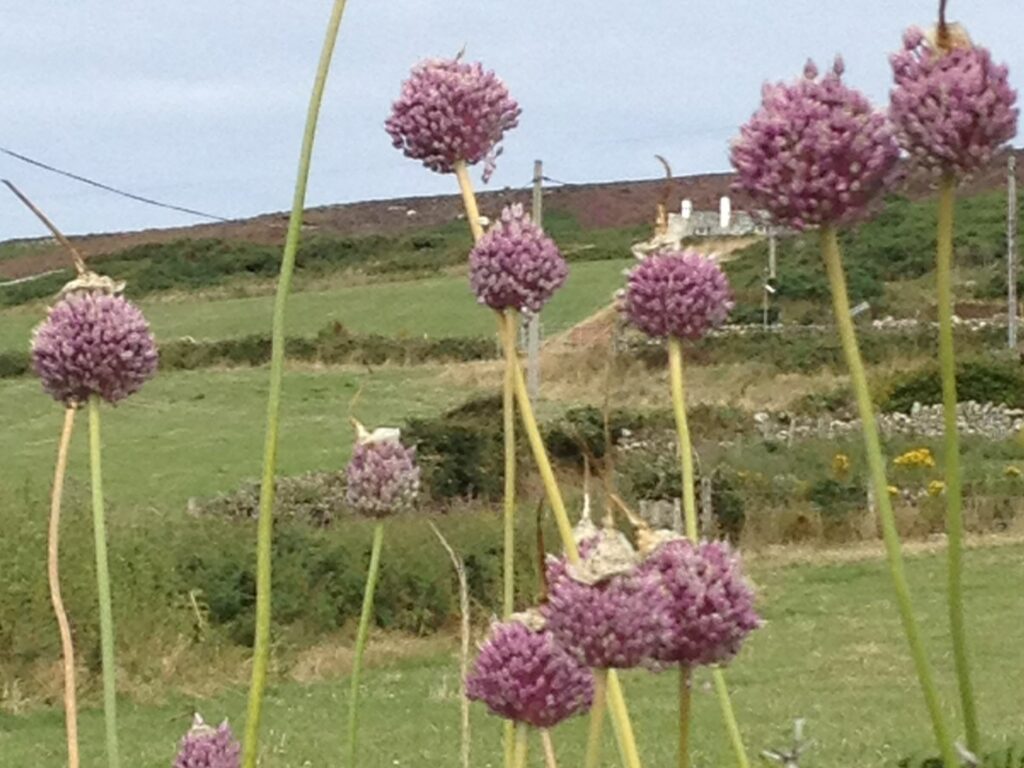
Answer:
583, 669, 609, 768
820, 226, 959, 767
457, 157, 641, 768
667, 338, 698, 540
678, 668, 692, 768
346, 523, 385, 767
49, 407, 80, 768
501, 310, 518, 768
711, 670, 749, 768
936, 172, 981, 754
240, 3, 351, 765
88, 396, 119, 768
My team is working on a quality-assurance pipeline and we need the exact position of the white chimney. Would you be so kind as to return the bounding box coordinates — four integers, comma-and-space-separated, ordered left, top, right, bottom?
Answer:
681, 199, 692, 219
719, 196, 731, 229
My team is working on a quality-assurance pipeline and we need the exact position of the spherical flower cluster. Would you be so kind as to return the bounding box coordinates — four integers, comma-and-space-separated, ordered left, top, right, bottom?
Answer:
642, 539, 760, 667
469, 204, 567, 313
31, 292, 158, 406
545, 549, 666, 669
385, 57, 521, 181
889, 27, 1018, 175
621, 249, 733, 340
466, 617, 593, 728
173, 715, 240, 768
730, 57, 900, 229
345, 437, 420, 517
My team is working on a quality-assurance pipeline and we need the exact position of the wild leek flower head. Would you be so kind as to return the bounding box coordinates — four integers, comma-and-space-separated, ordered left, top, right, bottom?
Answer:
544, 530, 666, 669
731, 57, 900, 229
345, 427, 421, 517
31, 291, 158, 406
173, 715, 240, 768
621, 249, 732, 339
889, 26, 1018, 175
642, 538, 760, 667
469, 204, 567, 313
385, 56, 521, 182
466, 614, 593, 728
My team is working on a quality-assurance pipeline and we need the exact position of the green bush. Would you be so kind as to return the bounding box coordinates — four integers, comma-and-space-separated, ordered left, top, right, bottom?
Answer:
0, 350, 29, 377
882, 358, 1024, 412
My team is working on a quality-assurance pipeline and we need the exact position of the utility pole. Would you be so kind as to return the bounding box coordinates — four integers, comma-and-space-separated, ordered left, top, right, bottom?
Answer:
768, 228, 777, 280
1009, 154, 1018, 350
527, 160, 543, 399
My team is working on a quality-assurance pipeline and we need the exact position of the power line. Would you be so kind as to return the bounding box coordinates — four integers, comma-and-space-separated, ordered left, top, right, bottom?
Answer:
0, 146, 230, 222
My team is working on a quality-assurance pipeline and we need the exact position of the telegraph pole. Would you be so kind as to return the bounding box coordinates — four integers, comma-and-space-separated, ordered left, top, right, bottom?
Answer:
1009, 153, 1018, 350
526, 160, 543, 399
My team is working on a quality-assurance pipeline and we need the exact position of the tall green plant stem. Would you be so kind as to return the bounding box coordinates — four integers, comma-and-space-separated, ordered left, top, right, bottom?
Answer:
820, 226, 958, 767
512, 725, 530, 768
678, 668, 692, 768
936, 172, 981, 755
241, 2, 350, 765
346, 523, 385, 767
501, 309, 518, 768
583, 668, 609, 768
88, 396, 120, 768
667, 338, 750, 768
453, 161, 643, 768
50, 407, 80, 768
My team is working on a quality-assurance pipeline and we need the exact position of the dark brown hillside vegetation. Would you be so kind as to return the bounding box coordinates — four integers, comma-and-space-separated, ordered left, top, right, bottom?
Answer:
2, 147, 1020, 280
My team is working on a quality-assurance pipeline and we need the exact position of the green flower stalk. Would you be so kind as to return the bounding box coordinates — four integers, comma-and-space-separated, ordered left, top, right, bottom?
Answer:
620, 250, 749, 768
342, 424, 420, 765
240, 2, 351, 765
890, 13, 1018, 752
731, 55, 959, 766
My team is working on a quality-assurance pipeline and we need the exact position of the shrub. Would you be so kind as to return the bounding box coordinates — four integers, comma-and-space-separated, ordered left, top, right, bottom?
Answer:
882, 358, 1024, 413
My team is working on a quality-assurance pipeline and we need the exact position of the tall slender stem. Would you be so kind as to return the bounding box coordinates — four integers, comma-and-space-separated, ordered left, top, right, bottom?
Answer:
820, 226, 958, 767
49, 407, 80, 768
667, 338, 698, 540
456, 158, 641, 768
346, 523, 385, 767
88, 396, 119, 768
241, 3, 351, 765
678, 668, 692, 768
501, 310, 519, 768
541, 728, 559, 768
584, 668, 609, 768
668, 339, 749, 768
513, 724, 530, 768
936, 172, 981, 754
711, 669, 748, 768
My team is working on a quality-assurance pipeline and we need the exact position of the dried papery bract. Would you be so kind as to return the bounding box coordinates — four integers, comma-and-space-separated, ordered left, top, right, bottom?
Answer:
174, 715, 241, 768
731, 55, 959, 768
888, 15, 1018, 754
343, 424, 420, 767
386, 57, 521, 182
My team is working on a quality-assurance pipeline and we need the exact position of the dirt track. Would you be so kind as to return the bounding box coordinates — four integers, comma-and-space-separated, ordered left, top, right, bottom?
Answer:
2, 149, 1019, 280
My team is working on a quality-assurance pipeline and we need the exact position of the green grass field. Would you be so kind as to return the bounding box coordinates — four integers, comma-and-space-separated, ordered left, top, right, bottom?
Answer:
0, 365, 479, 508
0, 259, 631, 354
3, 543, 1021, 767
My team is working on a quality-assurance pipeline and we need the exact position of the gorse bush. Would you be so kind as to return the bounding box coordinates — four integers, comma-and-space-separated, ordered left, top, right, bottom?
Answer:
883, 358, 1024, 413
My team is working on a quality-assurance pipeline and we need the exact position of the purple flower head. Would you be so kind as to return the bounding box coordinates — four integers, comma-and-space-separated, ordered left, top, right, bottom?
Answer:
345, 429, 421, 517
466, 615, 593, 728
31, 292, 158, 406
642, 539, 760, 667
889, 27, 1018, 175
730, 57, 900, 230
386, 57, 521, 182
621, 249, 733, 340
469, 204, 568, 313
174, 715, 240, 768
544, 531, 666, 669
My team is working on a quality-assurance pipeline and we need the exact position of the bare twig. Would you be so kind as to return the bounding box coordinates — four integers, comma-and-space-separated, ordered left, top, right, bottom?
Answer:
48, 407, 80, 768
2, 180, 87, 275
535, 498, 548, 603
428, 522, 471, 768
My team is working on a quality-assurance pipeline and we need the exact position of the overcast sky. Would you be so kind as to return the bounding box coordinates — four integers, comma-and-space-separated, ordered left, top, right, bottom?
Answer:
1, 1, 1020, 239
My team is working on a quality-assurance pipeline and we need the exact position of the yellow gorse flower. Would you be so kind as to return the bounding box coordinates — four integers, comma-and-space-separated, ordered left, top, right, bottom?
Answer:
893, 447, 936, 468
927, 480, 946, 497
